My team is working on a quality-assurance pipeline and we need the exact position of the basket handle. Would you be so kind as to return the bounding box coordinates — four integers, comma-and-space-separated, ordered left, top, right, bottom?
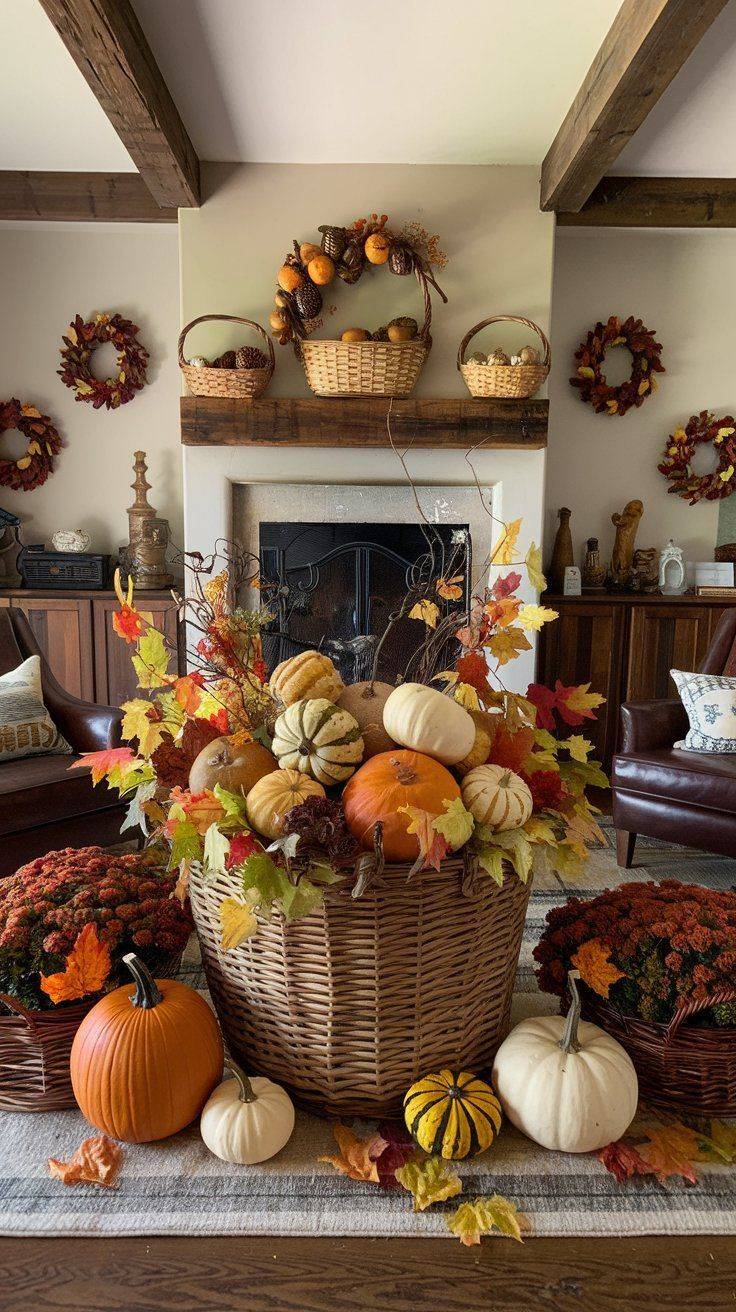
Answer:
664, 988, 736, 1044
178, 314, 275, 372
415, 265, 433, 342
0, 991, 40, 1034
457, 315, 550, 370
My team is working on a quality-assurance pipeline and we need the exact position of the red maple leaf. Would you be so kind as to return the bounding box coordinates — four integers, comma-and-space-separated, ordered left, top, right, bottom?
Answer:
598, 1140, 654, 1184
226, 831, 262, 869
455, 650, 493, 702
492, 571, 522, 600
526, 682, 558, 730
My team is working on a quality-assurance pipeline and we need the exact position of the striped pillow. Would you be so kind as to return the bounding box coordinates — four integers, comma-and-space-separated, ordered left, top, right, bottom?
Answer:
0, 655, 71, 762
671, 669, 736, 753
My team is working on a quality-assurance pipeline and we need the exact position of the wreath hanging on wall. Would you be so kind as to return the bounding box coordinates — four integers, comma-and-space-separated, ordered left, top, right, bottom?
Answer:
658, 410, 736, 504
58, 312, 149, 410
570, 314, 665, 417
0, 399, 62, 491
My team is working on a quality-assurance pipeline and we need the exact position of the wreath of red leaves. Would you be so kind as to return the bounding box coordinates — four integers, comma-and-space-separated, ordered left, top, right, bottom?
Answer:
58, 312, 148, 411
0, 399, 62, 491
570, 315, 665, 417
658, 410, 736, 505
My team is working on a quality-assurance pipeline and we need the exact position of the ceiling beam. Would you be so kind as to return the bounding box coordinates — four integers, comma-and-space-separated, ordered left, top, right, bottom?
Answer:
557, 176, 736, 227
0, 171, 178, 222
37, 0, 199, 209
540, 0, 730, 213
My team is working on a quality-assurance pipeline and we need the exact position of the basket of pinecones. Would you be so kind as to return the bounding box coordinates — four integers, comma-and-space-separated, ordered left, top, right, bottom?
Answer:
179, 314, 275, 399
458, 315, 550, 399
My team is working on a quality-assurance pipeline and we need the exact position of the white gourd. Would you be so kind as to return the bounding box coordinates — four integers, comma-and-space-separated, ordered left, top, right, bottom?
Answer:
200, 1065, 295, 1165
492, 971, 638, 1153
461, 763, 532, 831
382, 683, 475, 766
271, 698, 364, 785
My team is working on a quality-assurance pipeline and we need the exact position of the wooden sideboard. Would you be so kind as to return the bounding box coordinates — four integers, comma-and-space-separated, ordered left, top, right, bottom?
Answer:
537, 593, 736, 770
0, 589, 183, 707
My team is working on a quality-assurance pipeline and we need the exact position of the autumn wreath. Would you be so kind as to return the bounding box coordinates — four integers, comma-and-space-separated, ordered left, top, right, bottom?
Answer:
658, 410, 736, 504
0, 398, 62, 491
570, 315, 664, 417
58, 312, 148, 410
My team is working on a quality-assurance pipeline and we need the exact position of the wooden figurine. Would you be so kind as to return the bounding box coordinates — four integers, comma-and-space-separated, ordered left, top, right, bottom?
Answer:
549, 507, 574, 592
629, 547, 659, 593
610, 500, 644, 588
581, 537, 606, 592
125, 451, 174, 590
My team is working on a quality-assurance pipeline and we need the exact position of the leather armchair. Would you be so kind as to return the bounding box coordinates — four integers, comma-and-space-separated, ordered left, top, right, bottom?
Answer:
612, 608, 736, 866
0, 607, 125, 876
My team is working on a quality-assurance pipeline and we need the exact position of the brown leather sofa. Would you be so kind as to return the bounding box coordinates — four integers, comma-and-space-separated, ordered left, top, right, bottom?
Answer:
612, 608, 736, 866
0, 607, 125, 876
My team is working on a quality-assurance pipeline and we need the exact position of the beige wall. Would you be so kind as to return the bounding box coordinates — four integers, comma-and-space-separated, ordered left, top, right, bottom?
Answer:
546, 228, 736, 570
0, 223, 182, 554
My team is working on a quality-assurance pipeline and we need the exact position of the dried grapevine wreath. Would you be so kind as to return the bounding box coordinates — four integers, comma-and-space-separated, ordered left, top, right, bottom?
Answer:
570, 315, 664, 417
0, 398, 62, 491
658, 410, 736, 505
59, 312, 149, 410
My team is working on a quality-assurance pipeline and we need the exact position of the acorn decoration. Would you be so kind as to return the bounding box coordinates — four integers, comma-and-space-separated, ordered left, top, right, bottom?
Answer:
318, 225, 349, 261
389, 244, 414, 276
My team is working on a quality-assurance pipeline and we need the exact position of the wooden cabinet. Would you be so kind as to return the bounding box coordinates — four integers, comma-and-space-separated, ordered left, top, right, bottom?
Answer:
537, 594, 735, 770
0, 588, 183, 706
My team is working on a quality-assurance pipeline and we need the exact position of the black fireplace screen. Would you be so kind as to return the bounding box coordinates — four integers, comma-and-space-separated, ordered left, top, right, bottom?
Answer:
258, 521, 471, 685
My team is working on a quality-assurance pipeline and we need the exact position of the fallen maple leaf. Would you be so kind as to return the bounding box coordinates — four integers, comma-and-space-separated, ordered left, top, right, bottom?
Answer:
555, 681, 605, 726
48, 1135, 123, 1188
395, 1156, 462, 1212
598, 1139, 655, 1184
318, 1124, 380, 1184
492, 570, 522, 599
487, 626, 532, 667
371, 1122, 416, 1189
571, 939, 625, 999
219, 894, 259, 951
448, 1195, 526, 1246
638, 1123, 700, 1184
40, 922, 112, 1004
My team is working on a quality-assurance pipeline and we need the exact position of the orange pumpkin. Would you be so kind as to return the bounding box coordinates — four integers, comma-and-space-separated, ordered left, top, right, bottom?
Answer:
342, 749, 460, 861
70, 954, 223, 1144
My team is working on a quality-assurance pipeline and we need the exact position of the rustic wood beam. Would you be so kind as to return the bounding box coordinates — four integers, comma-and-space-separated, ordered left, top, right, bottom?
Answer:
557, 176, 736, 227
37, 0, 199, 208
541, 0, 730, 213
0, 171, 178, 222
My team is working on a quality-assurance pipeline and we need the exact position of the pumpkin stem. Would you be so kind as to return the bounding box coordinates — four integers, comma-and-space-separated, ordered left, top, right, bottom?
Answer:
559, 969, 582, 1055
226, 1061, 257, 1104
123, 953, 163, 1010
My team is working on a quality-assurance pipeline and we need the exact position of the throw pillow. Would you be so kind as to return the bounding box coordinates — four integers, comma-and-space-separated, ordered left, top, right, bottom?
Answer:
0, 655, 72, 762
671, 668, 736, 753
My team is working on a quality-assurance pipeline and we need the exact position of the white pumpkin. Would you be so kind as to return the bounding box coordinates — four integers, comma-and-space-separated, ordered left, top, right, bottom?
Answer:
382, 683, 475, 766
200, 1065, 295, 1165
492, 971, 638, 1153
461, 763, 532, 831
271, 698, 364, 785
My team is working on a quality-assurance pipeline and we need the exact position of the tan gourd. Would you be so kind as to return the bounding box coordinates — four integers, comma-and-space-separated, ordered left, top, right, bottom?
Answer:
382, 683, 475, 766
455, 710, 497, 777
271, 698, 364, 785
245, 769, 325, 841
461, 763, 532, 831
338, 681, 396, 758
189, 737, 276, 796
341, 327, 370, 343
269, 650, 344, 707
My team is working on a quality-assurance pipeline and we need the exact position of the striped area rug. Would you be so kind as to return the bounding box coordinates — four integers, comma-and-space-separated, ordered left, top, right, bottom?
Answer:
1, 825, 734, 1238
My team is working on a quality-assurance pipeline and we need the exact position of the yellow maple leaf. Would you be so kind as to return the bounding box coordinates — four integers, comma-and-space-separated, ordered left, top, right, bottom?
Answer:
563, 683, 605, 718
448, 1195, 526, 1246
490, 518, 522, 566
572, 940, 625, 999
219, 895, 258, 951
319, 1124, 380, 1184
523, 815, 558, 845
524, 542, 546, 593
566, 734, 592, 763
408, 599, 440, 629
518, 603, 558, 632
720, 465, 734, 483
487, 626, 532, 666
120, 698, 165, 758
432, 797, 475, 851
395, 1157, 462, 1212
453, 681, 481, 710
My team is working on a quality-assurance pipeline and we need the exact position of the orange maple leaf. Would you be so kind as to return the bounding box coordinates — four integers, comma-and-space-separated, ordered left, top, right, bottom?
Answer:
112, 603, 145, 644
485, 596, 522, 629
571, 938, 625, 999
167, 787, 225, 836
69, 746, 135, 786
436, 574, 464, 601
398, 804, 449, 874
488, 725, 535, 774
173, 674, 203, 716
40, 922, 112, 1004
318, 1124, 381, 1184
48, 1135, 123, 1188
638, 1124, 701, 1184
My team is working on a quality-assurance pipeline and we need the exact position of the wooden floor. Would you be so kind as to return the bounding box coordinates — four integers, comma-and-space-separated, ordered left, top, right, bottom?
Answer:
0, 1236, 734, 1311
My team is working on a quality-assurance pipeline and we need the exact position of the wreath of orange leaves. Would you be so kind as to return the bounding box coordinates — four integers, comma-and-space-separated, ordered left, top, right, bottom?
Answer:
658, 410, 736, 504
58, 312, 148, 410
570, 315, 664, 417
0, 398, 62, 491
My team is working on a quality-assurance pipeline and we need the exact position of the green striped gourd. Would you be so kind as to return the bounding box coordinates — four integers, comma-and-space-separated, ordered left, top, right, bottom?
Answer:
271, 698, 364, 786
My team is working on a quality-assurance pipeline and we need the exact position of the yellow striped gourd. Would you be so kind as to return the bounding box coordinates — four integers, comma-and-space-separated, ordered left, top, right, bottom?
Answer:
461, 763, 533, 832
403, 1069, 502, 1160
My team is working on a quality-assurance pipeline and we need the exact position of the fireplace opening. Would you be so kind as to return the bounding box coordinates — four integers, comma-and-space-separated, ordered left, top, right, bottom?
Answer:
259, 520, 471, 684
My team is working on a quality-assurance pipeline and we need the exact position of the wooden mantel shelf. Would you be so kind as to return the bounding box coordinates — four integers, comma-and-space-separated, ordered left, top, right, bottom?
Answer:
180, 395, 548, 449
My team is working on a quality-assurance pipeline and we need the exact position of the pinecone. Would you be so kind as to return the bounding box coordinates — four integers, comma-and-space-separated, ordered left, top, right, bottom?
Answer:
337, 262, 363, 285
372, 325, 390, 341
235, 345, 269, 370
293, 281, 323, 321
318, 224, 348, 261
216, 350, 237, 369
389, 244, 414, 276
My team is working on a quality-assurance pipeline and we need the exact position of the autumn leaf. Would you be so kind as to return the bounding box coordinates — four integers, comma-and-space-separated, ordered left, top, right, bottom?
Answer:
490, 518, 522, 566
120, 699, 165, 758
371, 1122, 416, 1189
171, 859, 191, 905
409, 598, 440, 629
453, 682, 481, 709
598, 1139, 655, 1184
40, 922, 112, 1004
523, 815, 558, 845
398, 804, 449, 874
492, 571, 522, 599
432, 797, 475, 851
112, 603, 145, 645
556, 681, 605, 726
203, 823, 231, 875
319, 1124, 380, 1184
132, 627, 170, 689
395, 1156, 462, 1212
518, 603, 558, 632
490, 828, 533, 882
436, 574, 464, 601
485, 595, 521, 629
698, 1119, 736, 1164
572, 939, 625, 999
226, 830, 262, 869
638, 1123, 701, 1184
454, 649, 494, 703
525, 543, 546, 592
487, 626, 532, 666
48, 1135, 123, 1188
448, 1195, 526, 1246
488, 724, 534, 774
170, 788, 226, 836
69, 745, 136, 786
219, 894, 259, 950
173, 674, 203, 715
565, 734, 592, 763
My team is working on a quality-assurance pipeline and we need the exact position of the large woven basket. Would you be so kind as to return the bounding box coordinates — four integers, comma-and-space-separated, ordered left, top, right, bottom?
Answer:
581, 988, 736, 1118
296, 266, 432, 398
179, 314, 274, 399
458, 315, 550, 398
189, 855, 530, 1118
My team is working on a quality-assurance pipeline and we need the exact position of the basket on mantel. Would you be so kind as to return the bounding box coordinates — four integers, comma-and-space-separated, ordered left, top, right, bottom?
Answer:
296, 266, 433, 398
179, 314, 275, 400
189, 853, 530, 1119
458, 315, 550, 399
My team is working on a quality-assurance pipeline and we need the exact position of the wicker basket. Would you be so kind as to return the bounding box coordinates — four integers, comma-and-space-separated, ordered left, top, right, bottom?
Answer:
296, 266, 433, 398
458, 315, 550, 399
179, 314, 274, 399
581, 988, 736, 1118
189, 855, 530, 1118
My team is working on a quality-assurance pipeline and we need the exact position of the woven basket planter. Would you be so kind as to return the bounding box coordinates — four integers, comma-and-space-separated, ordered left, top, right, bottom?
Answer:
179, 314, 274, 399
458, 315, 550, 399
189, 856, 530, 1118
581, 989, 736, 1118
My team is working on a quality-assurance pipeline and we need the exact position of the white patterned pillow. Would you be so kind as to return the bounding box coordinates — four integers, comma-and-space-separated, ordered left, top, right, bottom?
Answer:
671, 669, 736, 753
0, 655, 71, 762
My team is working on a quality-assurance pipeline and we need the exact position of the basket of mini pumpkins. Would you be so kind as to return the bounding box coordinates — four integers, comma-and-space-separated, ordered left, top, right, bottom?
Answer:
188, 656, 533, 1119
458, 315, 550, 399
179, 314, 275, 400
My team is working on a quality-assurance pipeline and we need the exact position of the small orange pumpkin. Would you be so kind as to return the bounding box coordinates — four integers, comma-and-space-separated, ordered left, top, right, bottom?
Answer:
342, 749, 460, 861
70, 954, 223, 1143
